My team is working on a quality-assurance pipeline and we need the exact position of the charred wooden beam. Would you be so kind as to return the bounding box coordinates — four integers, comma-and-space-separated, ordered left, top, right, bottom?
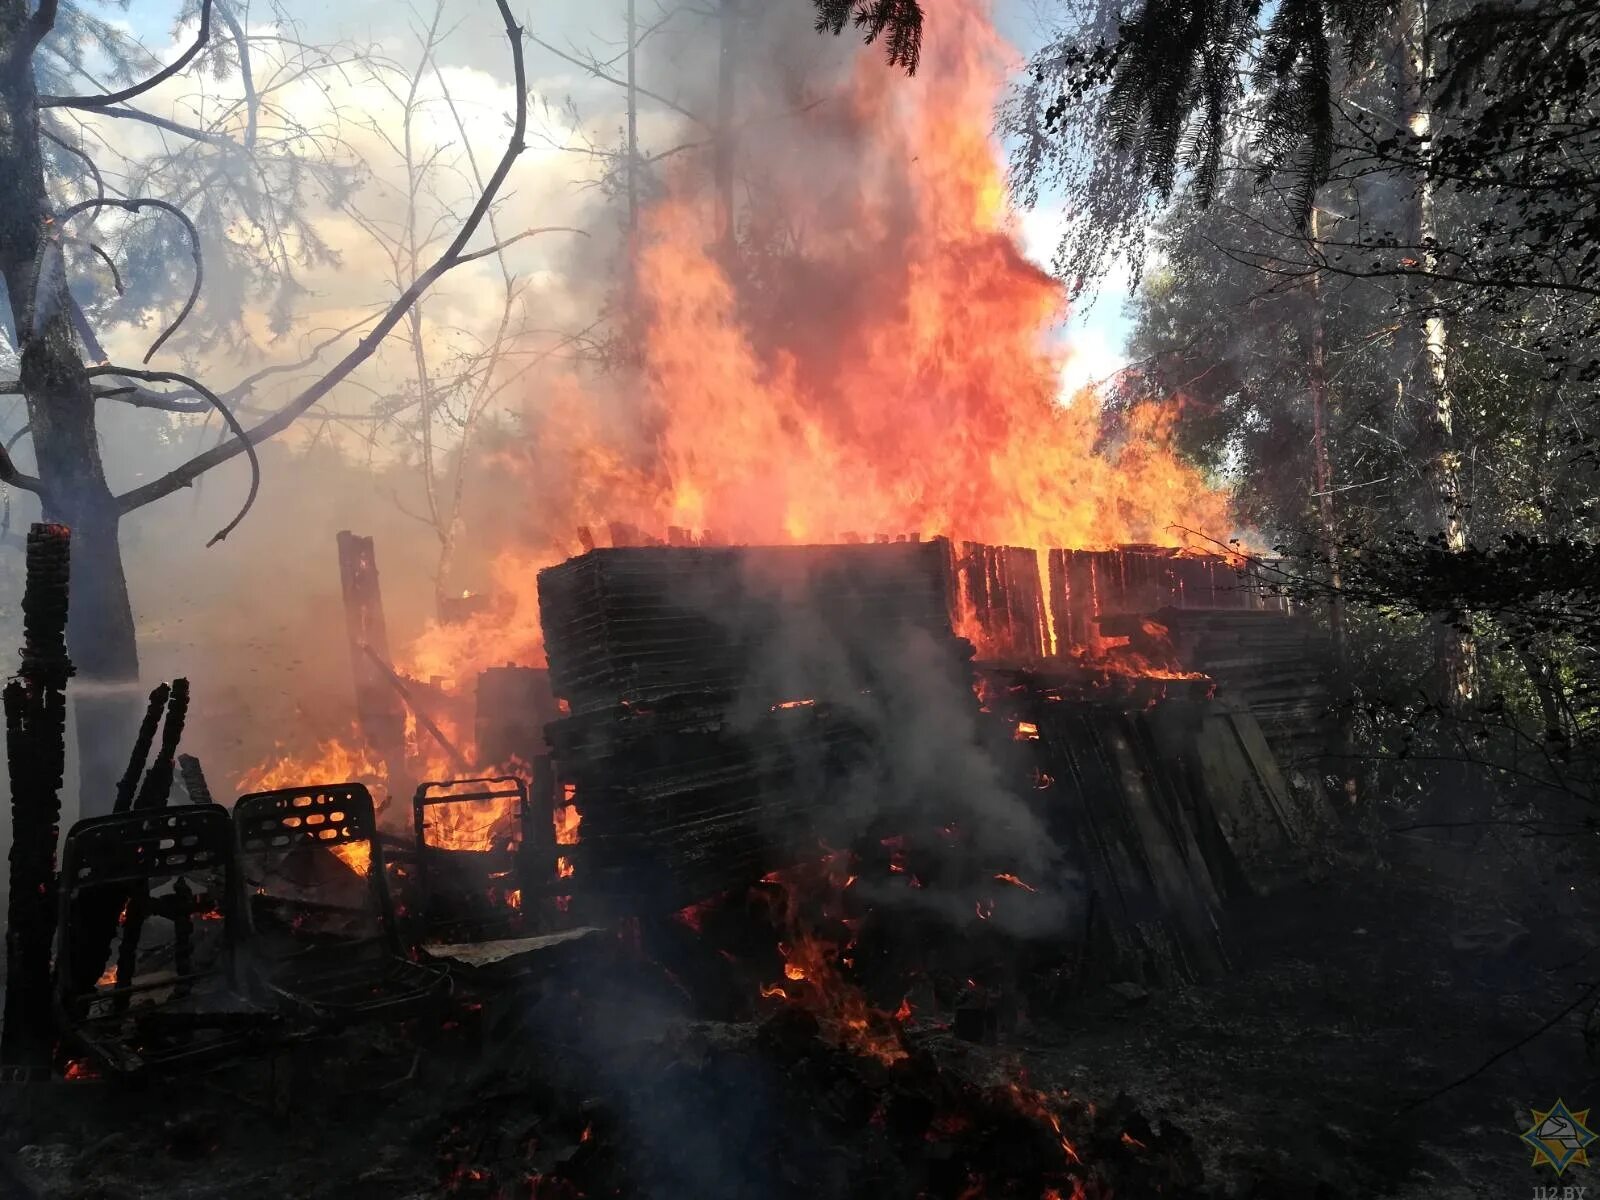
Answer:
362, 644, 471, 775
336, 531, 409, 787
113, 680, 191, 1012
115, 683, 169, 813
2, 524, 74, 1072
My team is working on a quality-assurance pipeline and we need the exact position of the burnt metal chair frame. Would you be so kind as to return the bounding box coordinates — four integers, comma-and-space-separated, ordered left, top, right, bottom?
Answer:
411, 775, 536, 944
54, 804, 285, 1079
233, 781, 450, 1026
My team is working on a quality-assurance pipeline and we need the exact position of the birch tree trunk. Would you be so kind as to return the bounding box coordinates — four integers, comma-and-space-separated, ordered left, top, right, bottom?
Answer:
1392, 0, 1474, 711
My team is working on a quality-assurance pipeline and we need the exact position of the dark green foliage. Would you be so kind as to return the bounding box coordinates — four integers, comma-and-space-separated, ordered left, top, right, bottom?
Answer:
812, 0, 923, 71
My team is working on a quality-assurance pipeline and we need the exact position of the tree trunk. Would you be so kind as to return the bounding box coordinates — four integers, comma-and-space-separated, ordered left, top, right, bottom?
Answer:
1, 13, 142, 818
1392, 0, 1474, 711
1306, 205, 1344, 665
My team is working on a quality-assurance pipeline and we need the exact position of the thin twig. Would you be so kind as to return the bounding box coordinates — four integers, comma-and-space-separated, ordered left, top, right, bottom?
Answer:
40, 128, 107, 213
1397, 979, 1600, 1113
454, 226, 588, 265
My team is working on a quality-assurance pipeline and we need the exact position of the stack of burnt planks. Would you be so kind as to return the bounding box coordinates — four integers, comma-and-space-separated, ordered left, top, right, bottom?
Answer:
1027, 692, 1333, 988
1138, 607, 1336, 772
1044, 546, 1285, 650
537, 540, 973, 914
953, 543, 1336, 767
948, 542, 1288, 663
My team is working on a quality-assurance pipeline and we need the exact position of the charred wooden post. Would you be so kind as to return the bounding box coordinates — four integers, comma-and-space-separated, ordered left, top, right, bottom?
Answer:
336, 531, 409, 789
114, 679, 191, 1011
1, 523, 75, 1072
132, 678, 188, 811
115, 683, 169, 813
362, 644, 471, 775
178, 754, 213, 805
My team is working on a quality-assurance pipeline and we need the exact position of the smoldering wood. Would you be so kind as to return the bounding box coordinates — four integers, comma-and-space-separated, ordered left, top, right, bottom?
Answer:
113, 679, 191, 1009
532, 537, 1335, 986
178, 753, 214, 805
1134, 607, 1338, 770
54, 804, 280, 1079
132, 677, 189, 811
544, 696, 886, 914
412, 777, 532, 943
1, 523, 74, 1072
66, 679, 191, 1001
474, 666, 557, 768
1028, 695, 1331, 988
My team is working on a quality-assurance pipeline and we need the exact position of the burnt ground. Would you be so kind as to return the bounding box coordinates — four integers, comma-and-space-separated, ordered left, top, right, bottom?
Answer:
1031, 824, 1600, 1199
1, 821, 1597, 1200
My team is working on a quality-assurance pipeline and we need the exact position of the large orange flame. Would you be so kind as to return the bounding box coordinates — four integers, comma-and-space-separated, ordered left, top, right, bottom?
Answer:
400, 0, 1229, 687
247, 0, 1231, 809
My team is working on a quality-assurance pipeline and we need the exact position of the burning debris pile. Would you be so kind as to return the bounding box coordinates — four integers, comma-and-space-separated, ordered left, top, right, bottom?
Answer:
0, 519, 1344, 1197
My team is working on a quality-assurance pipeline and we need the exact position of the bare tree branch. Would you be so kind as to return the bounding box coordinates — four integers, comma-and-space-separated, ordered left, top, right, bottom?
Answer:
40, 128, 108, 211
92, 384, 207, 413
40, 1, 214, 111
0, 441, 41, 495
91, 105, 236, 148
114, 0, 538, 524
87, 366, 258, 546
54, 198, 203, 362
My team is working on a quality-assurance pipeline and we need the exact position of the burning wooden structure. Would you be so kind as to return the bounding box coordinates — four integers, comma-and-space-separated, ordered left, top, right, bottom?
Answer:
536, 536, 1334, 980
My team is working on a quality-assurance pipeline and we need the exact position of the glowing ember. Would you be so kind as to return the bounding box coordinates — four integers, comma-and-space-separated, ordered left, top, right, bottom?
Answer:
553, 800, 582, 845
760, 866, 909, 1065
994, 872, 1037, 893
1005, 1081, 1083, 1166
1014, 720, 1041, 740
330, 841, 372, 877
